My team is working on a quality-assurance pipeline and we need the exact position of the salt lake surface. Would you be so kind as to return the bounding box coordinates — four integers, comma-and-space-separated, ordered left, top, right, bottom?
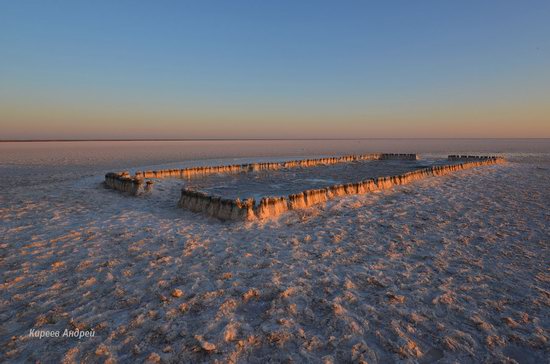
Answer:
1, 139, 549, 363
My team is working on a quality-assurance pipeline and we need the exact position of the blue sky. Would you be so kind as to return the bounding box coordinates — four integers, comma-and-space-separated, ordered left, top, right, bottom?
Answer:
1, 0, 549, 138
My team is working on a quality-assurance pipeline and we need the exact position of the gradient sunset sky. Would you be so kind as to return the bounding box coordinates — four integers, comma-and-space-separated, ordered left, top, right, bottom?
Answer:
1, 1, 549, 139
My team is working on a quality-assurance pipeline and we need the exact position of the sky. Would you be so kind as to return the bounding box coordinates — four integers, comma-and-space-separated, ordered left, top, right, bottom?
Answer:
1, 0, 549, 139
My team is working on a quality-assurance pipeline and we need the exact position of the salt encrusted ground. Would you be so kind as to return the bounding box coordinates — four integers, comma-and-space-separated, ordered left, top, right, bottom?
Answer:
1, 141, 549, 363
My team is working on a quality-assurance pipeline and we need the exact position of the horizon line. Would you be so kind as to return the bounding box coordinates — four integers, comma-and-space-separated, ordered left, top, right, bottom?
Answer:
1, 137, 550, 143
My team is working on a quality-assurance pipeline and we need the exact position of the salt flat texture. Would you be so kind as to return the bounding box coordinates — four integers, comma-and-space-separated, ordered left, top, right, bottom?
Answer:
1, 140, 549, 363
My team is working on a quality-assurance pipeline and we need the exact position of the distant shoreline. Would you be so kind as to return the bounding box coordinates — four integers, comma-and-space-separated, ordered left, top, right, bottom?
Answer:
1, 138, 549, 142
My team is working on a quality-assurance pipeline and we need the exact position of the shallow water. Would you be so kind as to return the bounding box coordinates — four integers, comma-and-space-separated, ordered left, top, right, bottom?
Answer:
1, 139, 549, 363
